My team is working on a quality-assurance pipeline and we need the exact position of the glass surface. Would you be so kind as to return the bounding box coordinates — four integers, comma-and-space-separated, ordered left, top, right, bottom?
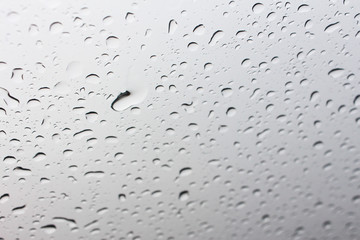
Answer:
1, 0, 360, 239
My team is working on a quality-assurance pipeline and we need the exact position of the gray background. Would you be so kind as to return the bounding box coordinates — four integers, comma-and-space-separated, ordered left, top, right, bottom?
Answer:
0, 0, 360, 239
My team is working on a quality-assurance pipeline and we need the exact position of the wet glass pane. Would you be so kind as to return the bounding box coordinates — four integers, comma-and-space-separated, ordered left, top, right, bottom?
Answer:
1, 0, 360, 239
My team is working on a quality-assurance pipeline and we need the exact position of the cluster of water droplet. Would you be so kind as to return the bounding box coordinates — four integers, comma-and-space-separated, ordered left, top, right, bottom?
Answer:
1, 0, 360, 239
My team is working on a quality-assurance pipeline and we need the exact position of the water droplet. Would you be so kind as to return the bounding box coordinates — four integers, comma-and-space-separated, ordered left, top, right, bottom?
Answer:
226, 107, 236, 117
179, 168, 192, 177
328, 68, 344, 78
179, 191, 189, 201
252, 3, 265, 14
85, 74, 100, 84
353, 95, 360, 106
187, 42, 199, 51
125, 12, 135, 23
106, 36, 120, 48
324, 22, 340, 33
221, 88, 233, 97
49, 22, 63, 34
297, 4, 310, 13
12, 205, 26, 215
41, 224, 57, 234
208, 30, 224, 46
193, 24, 205, 35
0, 193, 10, 204
168, 19, 178, 34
